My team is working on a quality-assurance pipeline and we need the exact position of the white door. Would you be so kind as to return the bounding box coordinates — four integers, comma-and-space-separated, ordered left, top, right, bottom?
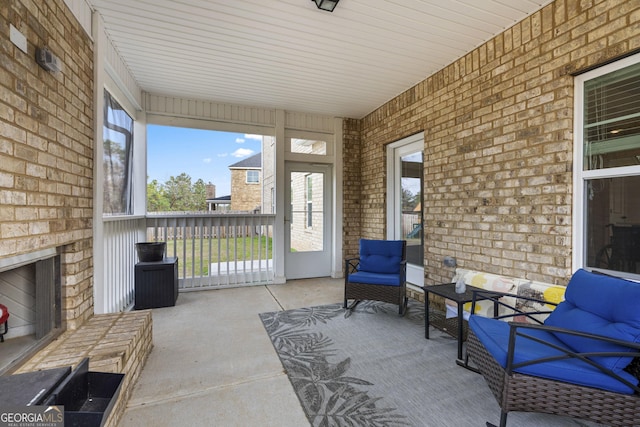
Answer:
387, 133, 424, 286
285, 163, 332, 279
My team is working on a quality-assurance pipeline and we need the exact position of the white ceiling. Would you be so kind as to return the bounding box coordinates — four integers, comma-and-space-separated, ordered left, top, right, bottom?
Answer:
88, 0, 552, 119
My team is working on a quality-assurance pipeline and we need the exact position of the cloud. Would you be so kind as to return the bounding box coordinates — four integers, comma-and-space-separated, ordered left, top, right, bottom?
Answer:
203, 158, 212, 163
235, 138, 245, 144
231, 148, 254, 158
244, 134, 263, 141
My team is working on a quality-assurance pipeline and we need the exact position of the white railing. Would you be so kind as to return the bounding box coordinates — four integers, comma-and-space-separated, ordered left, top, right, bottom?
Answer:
102, 213, 275, 312
102, 216, 146, 312
145, 213, 275, 290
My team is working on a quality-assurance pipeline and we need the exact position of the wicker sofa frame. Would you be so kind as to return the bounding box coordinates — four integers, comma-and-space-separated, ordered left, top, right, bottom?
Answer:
344, 240, 408, 316
466, 289, 640, 427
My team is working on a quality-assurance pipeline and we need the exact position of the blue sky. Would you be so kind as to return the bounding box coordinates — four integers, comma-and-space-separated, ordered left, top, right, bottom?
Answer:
147, 125, 262, 196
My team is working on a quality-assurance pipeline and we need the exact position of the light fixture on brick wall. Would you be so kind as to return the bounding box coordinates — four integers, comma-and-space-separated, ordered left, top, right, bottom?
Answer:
36, 47, 62, 73
311, 0, 339, 12
443, 256, 457, 268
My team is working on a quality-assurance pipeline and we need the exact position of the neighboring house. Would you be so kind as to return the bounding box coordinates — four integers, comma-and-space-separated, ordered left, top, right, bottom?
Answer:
229, 153, 262, 212
204, 183, 230, 211
206, 195, 231, 212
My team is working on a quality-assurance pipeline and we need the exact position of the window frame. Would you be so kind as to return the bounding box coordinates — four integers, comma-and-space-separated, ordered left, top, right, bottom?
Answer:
284, 129, 335, 163
573, 52, 640, 279
246, 169, 259, 184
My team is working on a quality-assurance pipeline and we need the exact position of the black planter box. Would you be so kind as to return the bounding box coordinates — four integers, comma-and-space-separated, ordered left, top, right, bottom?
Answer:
135, 242, 166, 262
43, 358, 124, 427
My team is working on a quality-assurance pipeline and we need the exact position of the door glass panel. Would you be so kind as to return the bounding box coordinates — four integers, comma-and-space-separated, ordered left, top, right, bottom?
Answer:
401, 152, 423, 266
290, 171, 324, 252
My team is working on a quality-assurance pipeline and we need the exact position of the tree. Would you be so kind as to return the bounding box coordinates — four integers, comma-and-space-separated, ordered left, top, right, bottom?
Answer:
146, 174, 210, 212
401, 187, 421, 212
104, 139, 129, 214
192, 179, 208, 211
164, 173, 193, 210
147, 179, 169, 211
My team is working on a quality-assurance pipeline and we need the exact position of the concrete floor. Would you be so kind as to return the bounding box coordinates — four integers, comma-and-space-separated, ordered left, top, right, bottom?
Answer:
119, 279, 606, 427
120, 278, 344, 427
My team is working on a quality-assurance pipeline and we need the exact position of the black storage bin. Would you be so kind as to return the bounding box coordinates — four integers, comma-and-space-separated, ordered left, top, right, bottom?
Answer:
0, 358, 124, 427
0, 365, 70, 406
135, 257, 178, 309
44, 358, 124, 427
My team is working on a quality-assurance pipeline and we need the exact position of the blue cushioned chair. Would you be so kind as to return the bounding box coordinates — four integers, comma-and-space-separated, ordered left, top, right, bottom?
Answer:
466, 269, 640, 427
344, 239, 408, 315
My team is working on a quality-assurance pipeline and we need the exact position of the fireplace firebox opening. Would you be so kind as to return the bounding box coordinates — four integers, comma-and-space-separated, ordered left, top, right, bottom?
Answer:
0, 248, 64, 374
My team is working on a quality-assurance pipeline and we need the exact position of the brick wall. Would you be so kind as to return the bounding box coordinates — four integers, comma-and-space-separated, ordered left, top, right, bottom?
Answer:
342, 118, 362, 261
0, 0, 94, 327
344, 0, 640, 286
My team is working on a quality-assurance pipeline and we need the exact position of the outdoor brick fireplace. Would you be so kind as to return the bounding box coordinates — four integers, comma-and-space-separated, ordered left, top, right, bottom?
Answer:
1, 0, 96, 370
0, 2, 151, 423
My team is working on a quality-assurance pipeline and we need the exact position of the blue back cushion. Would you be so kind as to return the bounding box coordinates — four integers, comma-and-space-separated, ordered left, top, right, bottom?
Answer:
358, 239, 404, 274
544, 269, 640, 371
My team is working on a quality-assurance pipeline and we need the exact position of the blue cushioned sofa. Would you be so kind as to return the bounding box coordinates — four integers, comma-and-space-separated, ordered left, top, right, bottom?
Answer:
467, 269, 640, 427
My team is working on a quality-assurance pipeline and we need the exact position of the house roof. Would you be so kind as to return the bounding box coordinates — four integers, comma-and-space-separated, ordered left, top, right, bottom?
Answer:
207, 195, 231, 204
229, 152, 262, 170
87, 0, 553, 119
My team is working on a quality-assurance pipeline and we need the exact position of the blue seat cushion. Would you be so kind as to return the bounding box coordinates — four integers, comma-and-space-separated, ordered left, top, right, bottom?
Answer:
358, 239, 404, 274
347, 271, 402, 287
470, 315, 638, 394
544, 269, 640, 372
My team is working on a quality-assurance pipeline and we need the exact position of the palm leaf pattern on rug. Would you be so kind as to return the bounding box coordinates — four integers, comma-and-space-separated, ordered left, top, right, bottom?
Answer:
260, 303, 410, 427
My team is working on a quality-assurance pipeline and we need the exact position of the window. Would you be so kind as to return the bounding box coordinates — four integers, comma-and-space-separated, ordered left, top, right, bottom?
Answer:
103, 90, 134, 215
575, 55, 640, 278
285, 130, 333, 158
291, 138, 327, 155
246, 170, 259, 183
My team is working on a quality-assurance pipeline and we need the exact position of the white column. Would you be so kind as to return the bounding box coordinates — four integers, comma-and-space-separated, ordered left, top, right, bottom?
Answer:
272, 110, 286, 283
92, 12, 107, 314
332, 117, 344, 278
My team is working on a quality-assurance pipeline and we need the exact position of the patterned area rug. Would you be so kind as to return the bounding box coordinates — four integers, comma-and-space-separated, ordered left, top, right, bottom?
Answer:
260, 300, 603, 427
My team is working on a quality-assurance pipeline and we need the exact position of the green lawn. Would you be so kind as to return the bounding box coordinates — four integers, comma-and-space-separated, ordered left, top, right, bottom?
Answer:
165, 236, 273, 277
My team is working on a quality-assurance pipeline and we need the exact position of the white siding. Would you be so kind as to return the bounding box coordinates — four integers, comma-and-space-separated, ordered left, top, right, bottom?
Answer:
63, 0, 92, 36
144, 94, 276, 127
145, 94, 335, 133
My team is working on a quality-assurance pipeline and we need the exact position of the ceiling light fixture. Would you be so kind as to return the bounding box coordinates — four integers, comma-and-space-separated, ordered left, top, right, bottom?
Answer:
311, 0, 339, 12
